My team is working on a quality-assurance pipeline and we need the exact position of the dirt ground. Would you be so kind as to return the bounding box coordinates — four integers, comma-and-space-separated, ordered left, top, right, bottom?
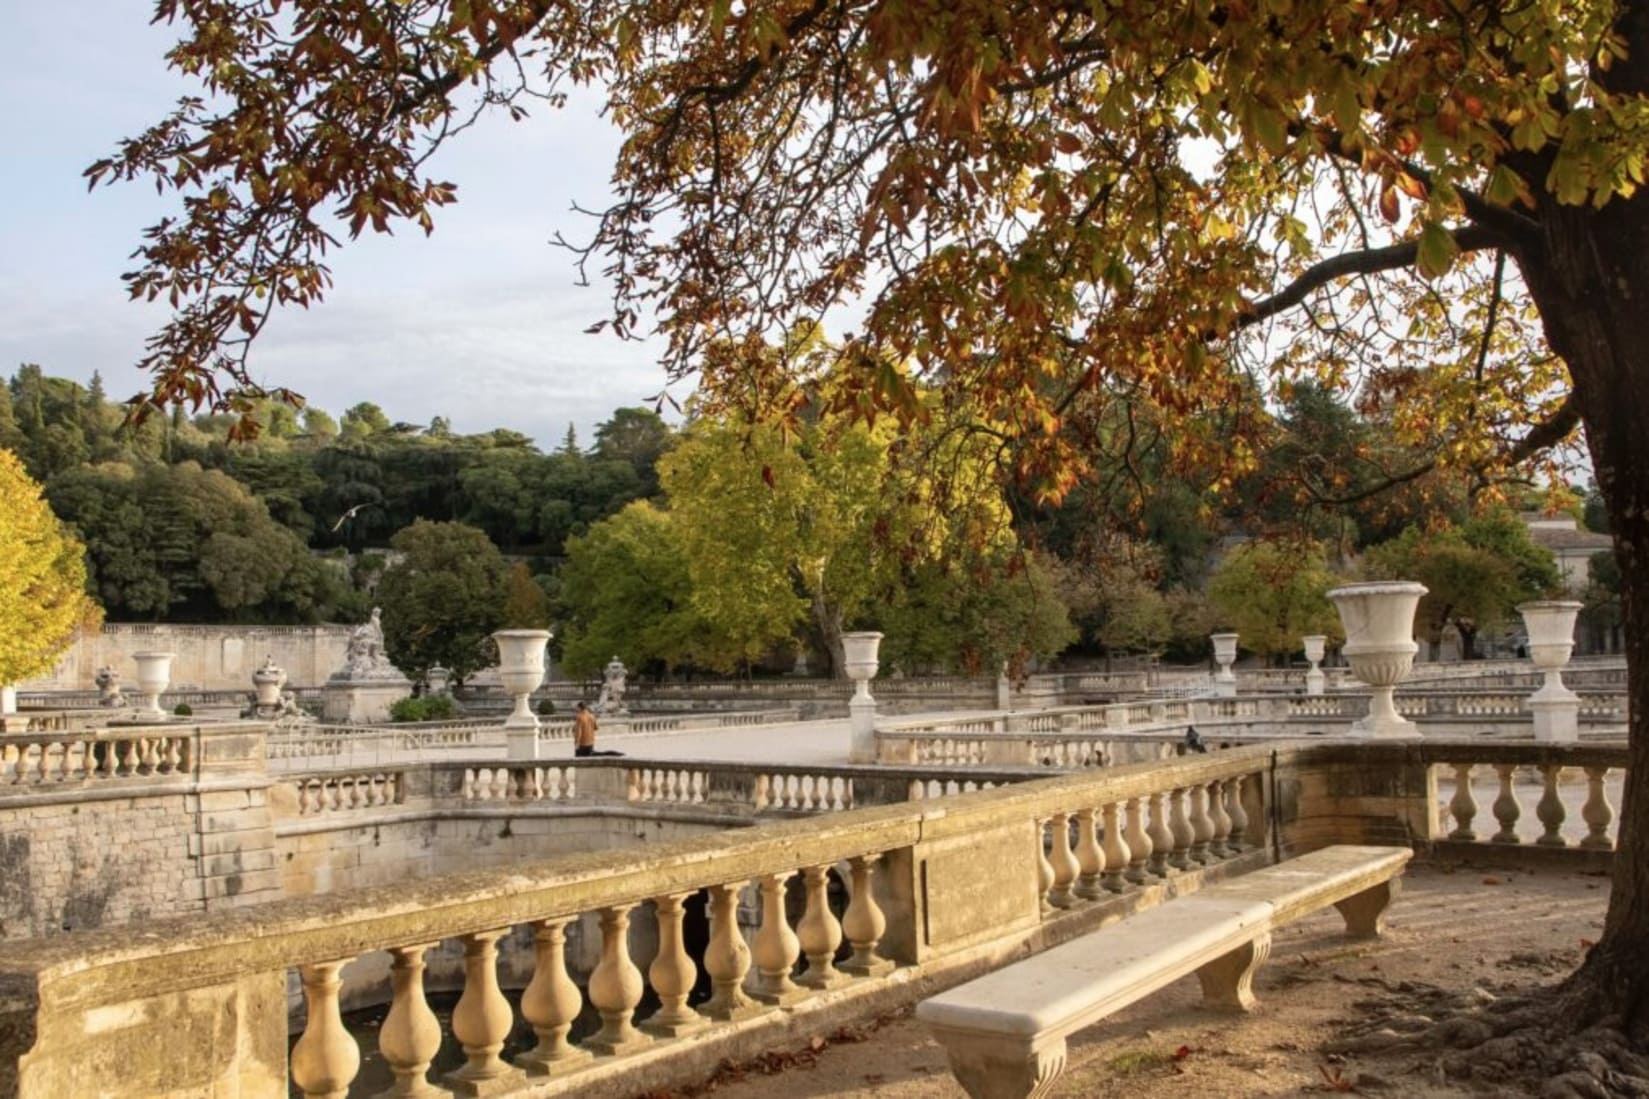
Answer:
663, 863, 1611, 1098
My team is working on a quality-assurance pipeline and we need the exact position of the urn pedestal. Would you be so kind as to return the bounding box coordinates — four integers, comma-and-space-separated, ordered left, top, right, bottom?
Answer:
1301, 635, 1327, 697
843, 632, 883, 764
1519, 601, 1583, 743
495, 629, 551, 760
1328, 583, 1427, 740
1210, 633, 1239, 698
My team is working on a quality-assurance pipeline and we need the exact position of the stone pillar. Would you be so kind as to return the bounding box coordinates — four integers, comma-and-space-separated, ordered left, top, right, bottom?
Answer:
843, 631, 883, 764
1210, 633, 1238, 697
494, 629, 551, 760
1302, 635, 1327, 697
1519, 600, 1583, 743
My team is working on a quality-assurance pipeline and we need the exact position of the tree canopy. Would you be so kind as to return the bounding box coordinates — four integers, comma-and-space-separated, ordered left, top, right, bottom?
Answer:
377, 520, 510, 684
0, 449, 102, 685
83, 0, 1649, 1046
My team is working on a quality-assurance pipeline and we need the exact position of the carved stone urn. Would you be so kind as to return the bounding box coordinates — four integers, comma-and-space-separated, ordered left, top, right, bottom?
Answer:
1519, 600, 1583, 742
252, 656, 287, 713
493, 629, 551, 760
842, 631, 883, 764
1328, 582, 1427, 739
131, 651, 176, 720
1301, 635, 1328, 697
1210, 632, 1239, 697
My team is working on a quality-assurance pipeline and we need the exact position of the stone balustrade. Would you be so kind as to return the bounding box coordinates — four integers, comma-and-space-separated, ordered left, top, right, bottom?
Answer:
1, 743, 1285, 1099
291, 771, 405, 815
1423, 742, 1627, 853
878, 689, 1629, 767
2, 738, 1629, 1098
0, 727, 198, 787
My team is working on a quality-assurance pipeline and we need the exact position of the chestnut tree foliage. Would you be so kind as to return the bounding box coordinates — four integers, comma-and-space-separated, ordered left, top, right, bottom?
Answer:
98, 0, 1649, 1038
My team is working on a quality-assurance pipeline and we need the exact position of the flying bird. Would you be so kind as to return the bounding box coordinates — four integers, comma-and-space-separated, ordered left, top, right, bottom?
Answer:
330, 503, 376, 533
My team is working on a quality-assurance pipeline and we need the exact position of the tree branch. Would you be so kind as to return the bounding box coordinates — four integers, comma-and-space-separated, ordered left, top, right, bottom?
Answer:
1236, 224, 1504, 330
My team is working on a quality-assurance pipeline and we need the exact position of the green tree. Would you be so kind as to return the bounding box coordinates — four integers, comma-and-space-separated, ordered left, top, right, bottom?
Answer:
0, 448, 102, 685
1365, 510, 1562, 659
594, 407, 673, 498
1208, 541, 1343, 663
376, 521, 508, 684
499, 560, 552, 630
557, 501, 727, 676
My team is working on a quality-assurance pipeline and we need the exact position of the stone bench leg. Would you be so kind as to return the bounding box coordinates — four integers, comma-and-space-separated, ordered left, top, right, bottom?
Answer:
1195, 932, 1272, 1012
1335, 878, 1400, 939
928, 1029, 1068, 1099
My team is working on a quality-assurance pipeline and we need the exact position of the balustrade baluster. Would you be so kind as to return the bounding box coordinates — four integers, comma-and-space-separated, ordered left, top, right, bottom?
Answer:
1073, 807, 1105, 900
587, 904, 651, 1054
700, 882, 761, 1019
1188, 784, 1215, 863
1037, 812, 1073, 906
1101, 802, 1131, 892
519, 917, 592, 1074
290, 959, 360, 1099
1224, 776, 1250, 852
645, 893, 706, 1037
1206, 780, 1233, 857
1034, 818, 1056, 910
1491, 764, 1522, 844
625, 768, 641, 801
841, 854, 894, 976
1581, 767, 1616, 850
752, 872, 806, 1004
1536, 765, 1568, 847
376, 943, 442, 1097
446, 929, 520, 1092
1147, 791, 1173, 876
754, 774, 771, 810
1448, 763, 1478, 840
1123, 797, 1152, 884
1168, 787, 1194, 870
797, 865, 847, 989
461, 768, 476, 800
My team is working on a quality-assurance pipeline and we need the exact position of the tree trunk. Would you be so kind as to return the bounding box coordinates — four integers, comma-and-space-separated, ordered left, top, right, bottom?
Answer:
1514, 90, 1649, 1024
1456, 625, 1479, 661
811, 590, 845, 679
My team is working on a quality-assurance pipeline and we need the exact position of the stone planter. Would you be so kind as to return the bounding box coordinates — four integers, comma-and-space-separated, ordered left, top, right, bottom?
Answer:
493, 629, 551, 760
1519, 600, 1583, 742
842, 631, 883, 764
252, 657, 287, 712
131, 651, 176, 720
1301, 635, 1327, 697
1210, 633, 1239, 698
1327, 582, 1426, 740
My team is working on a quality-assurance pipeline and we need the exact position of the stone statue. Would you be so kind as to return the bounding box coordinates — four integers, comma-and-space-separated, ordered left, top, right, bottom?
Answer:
94, 665, 125, 708
595, 655, 629, 715
331, 607, 400, 681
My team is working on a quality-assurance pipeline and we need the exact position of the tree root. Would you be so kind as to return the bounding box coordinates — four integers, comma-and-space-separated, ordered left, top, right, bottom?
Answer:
1324, 980, 1649, 1097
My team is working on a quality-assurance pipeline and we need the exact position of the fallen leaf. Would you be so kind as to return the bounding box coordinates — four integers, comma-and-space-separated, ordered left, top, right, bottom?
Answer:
1173, 1045, 1194, 1061
1481, 876, 1503, 886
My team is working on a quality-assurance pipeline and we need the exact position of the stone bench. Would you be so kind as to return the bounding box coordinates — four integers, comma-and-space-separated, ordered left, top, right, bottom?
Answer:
916, 844, 1413, 1098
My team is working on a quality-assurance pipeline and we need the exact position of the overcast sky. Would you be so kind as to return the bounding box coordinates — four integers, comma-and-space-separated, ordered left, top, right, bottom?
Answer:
0, 3, 674, 448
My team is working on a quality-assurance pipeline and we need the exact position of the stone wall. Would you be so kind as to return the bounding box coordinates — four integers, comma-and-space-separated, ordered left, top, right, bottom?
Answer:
15, 623, 353, 693
0, 727, 281, 940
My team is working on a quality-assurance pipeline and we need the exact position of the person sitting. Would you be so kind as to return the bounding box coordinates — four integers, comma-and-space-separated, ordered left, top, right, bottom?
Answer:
573, 701, 623, 757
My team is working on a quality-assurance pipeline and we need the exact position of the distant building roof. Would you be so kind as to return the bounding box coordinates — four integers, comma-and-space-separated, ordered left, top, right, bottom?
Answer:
1527, 525, 1612, 552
